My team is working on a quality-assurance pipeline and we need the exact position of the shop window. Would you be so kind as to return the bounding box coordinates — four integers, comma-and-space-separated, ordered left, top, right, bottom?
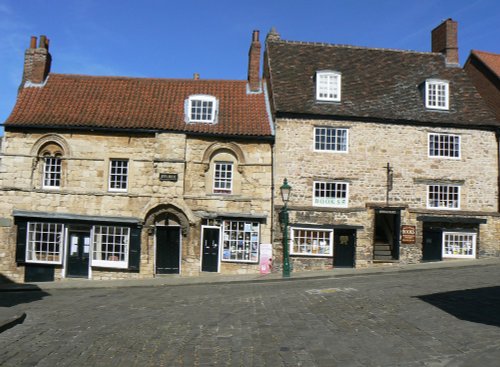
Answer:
26, 222, 64, 264
92, 225, 130, 268
443, 232, 476, 258
221, 220, 260, 262
290, 227, 333, 256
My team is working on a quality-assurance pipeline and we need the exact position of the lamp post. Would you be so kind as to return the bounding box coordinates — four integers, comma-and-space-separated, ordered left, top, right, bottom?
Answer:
279, 178, 292, 278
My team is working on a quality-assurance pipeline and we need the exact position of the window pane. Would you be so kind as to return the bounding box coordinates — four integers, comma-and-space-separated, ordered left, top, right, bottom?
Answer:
291, 228, 332, 256
43, 157, 62, 188
109, 160, 128, 191
221, 220, 260, 262
213, 162, 233, 194
26, 222, 64, 264
314, 127, 348, 152
313, 181, 348, 207
428, 185, 460, 209
92, 225, 130, 265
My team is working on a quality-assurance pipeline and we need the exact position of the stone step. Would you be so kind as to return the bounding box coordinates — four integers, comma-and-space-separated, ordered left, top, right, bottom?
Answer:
374, 245, 391, 251
373, 254, 393, 261
374, 250, 392, 256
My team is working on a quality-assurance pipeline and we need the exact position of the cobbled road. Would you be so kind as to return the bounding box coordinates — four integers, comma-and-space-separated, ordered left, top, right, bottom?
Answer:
1, 265, 500, 367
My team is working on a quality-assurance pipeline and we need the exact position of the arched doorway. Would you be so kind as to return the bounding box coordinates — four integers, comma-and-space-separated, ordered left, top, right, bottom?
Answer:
144, 205, 190, 275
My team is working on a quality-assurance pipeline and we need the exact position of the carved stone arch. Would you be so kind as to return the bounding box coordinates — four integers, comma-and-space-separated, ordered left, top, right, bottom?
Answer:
144, 204, 191, 237
201, 142, 246, 173
30, 134, 71, 157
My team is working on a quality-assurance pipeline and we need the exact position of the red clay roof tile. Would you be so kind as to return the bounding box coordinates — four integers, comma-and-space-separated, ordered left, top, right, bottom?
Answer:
5, 74, 273, 137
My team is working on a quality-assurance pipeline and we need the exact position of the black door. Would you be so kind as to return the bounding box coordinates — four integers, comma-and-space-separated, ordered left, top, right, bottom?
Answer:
156, 227, 181, 274
202, 227, 220, 272
422, 229, 442, 261
67, 231, 90, 278
334, 229, 355, 268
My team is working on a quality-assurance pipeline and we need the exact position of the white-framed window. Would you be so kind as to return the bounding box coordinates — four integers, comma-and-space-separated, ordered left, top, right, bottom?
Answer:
313, 181, 348, 208
213, 161, 233, 194
314, 127, 348, 152
221, 220, 260, 263
427, 185, 460, 209
425, 79, 449, 110
109, 159, 128, 192
26, 222, 64, 264
316, 71, 341, 102
290, 227, 333, 256
91, 225, 130, 268
443, 232, 476, 258
428, 133, 460, 159
42, 155, 62, 189
187, 95, 217, 123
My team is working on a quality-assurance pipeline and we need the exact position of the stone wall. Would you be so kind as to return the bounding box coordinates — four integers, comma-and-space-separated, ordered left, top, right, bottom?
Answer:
0, 131, 273, 282
273, 117, 500, 268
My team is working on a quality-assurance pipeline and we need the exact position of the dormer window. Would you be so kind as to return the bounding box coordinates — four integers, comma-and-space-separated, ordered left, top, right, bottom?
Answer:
316, 71, 341, 102
425, 79, 449, 110
187, 95, 217, 123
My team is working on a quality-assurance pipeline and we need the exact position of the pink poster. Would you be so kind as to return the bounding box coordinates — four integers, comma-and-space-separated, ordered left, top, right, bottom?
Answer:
259, 243, 273, 274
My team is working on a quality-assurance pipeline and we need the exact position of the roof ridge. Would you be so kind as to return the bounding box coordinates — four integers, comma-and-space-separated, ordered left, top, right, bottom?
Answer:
49, 73, 248, 83
472, 49, 500, 57
270, 39, 442, 57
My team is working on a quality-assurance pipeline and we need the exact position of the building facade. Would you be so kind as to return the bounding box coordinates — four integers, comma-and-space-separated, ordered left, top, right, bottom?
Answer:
0, 32, 275, 282
264, 19, 500, 271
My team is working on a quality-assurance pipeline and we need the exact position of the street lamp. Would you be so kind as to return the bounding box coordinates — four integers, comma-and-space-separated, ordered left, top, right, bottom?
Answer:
279, 178, 292, 277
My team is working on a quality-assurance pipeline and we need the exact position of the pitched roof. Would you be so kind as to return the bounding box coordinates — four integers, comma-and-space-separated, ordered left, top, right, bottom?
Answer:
265, 38, 499, 128
5, 74, 273, 137
471, 50, 500, 78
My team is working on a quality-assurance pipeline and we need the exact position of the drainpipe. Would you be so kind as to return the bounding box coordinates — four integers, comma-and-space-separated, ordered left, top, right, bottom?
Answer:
497, 130, 500, 212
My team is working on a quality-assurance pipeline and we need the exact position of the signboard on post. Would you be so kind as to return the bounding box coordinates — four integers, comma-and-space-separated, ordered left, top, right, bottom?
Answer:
401, 225, 416, 244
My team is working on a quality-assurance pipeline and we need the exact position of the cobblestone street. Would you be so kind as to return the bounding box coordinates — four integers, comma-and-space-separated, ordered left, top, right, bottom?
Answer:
1, 265, 500, 366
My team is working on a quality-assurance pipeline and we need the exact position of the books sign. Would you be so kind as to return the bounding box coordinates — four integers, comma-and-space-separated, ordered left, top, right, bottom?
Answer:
401, 225, 416, 244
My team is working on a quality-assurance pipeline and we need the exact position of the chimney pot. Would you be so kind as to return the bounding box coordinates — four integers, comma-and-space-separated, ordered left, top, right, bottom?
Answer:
30, 36, 37, 49
193, 73, 200, 80
39, 35, 47, 49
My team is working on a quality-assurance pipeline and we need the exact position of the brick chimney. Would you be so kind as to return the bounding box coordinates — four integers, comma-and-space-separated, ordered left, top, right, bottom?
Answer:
21, 35, 52, 87
247, 30, 261, 92
432, 19, 459, 66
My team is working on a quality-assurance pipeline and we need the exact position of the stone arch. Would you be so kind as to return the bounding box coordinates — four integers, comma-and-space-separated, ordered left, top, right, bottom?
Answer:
30, 134, 71, 157
144, 204, 191, 237
201, 142, 246, 173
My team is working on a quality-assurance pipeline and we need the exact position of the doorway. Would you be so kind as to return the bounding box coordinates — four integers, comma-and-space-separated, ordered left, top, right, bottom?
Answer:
201, 226, 220, 272
373, 209, 400, 261
67, 231, 91, 278
333, 229, 356, 268
422, 228, 443, 261
156, 226, 181, 274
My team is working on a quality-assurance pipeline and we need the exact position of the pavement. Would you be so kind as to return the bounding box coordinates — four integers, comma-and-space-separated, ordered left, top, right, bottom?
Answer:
1, 257, 499, 335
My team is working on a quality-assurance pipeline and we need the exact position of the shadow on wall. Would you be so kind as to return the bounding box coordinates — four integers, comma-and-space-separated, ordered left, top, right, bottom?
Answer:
0, 273, 50, 308
417, 286, 500, 328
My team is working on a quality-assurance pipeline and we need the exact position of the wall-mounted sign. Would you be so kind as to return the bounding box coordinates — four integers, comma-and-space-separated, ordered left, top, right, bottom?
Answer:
159, 173, 178, 182
401, 225, 416, 244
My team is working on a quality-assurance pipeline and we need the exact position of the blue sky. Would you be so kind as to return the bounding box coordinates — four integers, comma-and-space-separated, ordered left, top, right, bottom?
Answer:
1, 0, 499, 131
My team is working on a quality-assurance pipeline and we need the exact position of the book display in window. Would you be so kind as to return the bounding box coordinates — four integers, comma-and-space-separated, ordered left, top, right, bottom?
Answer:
222, 220, 260, 262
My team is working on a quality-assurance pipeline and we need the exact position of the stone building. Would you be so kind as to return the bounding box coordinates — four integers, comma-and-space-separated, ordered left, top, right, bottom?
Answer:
264, 19, 500, 271
0, 32, 274, 282
464, 50, 500, 121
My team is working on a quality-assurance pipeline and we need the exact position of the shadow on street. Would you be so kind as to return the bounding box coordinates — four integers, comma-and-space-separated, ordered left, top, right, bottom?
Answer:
417, 286, 500, 328
0, 273, 50, 307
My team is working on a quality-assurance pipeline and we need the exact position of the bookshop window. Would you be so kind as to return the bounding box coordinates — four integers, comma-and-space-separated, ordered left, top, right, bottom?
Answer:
221, 220, 260, 263
290, 227, 333, 256
443, 232, 476, 258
